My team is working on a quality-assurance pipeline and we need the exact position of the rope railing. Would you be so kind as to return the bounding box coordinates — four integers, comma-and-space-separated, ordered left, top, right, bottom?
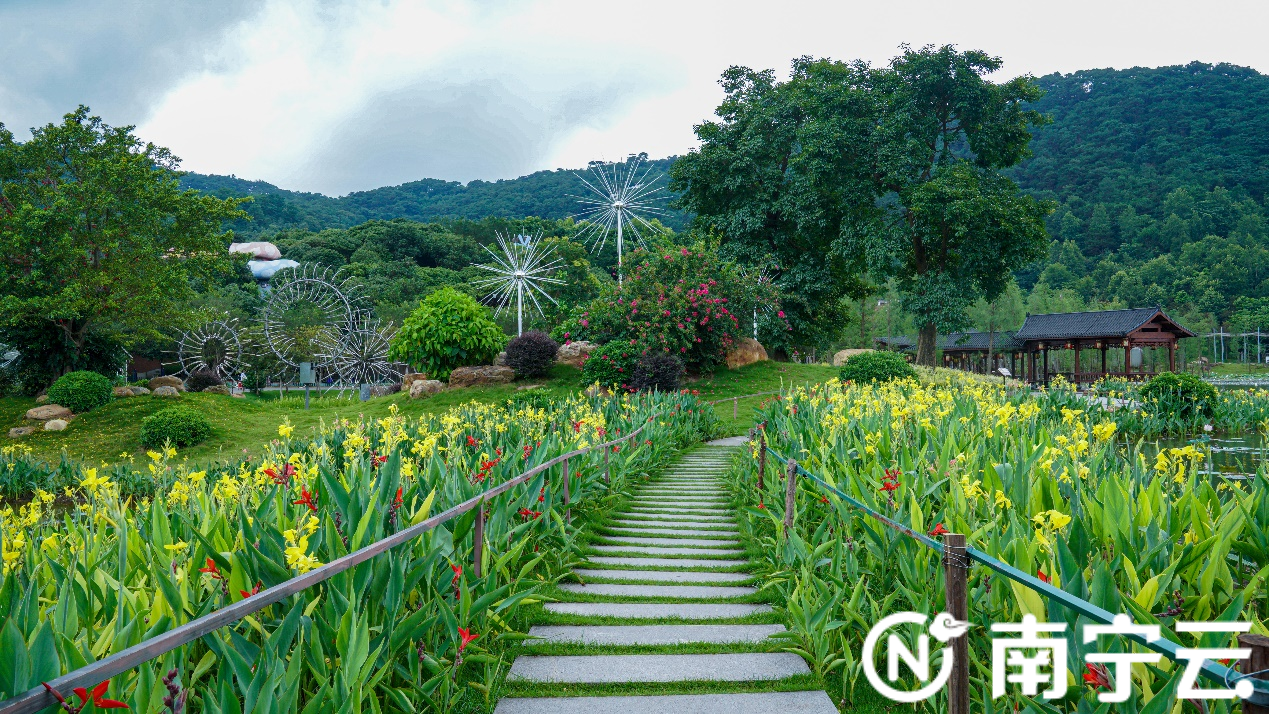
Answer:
0, 417, 660, 714
760, 442, 1269, 707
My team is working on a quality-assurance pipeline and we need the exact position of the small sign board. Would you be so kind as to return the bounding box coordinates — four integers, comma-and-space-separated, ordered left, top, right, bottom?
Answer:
997, 367, 1013, 378
299, 362, 315, 385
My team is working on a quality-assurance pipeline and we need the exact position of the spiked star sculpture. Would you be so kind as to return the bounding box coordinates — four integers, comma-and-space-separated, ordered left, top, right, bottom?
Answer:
474, 232, 565, 336
571, 154, 668, 286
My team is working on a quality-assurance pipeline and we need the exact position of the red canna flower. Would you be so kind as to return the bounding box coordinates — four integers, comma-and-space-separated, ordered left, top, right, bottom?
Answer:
522, 444, 533, 460
929, 523, 949, 537
199, 558, 224, 580
1037, 570, 1051, 584
450, 563, 462, 586
394, 487, 404, 506
880, 480, 899, 493
1083, 663, 1112, 690
820, 496, 829, 504
293, 486, 318, 512
373, 453, 388, 466
757, 502, 765, 509
266, 467, 289, 485
466, 435, 479, 448
72, 680, 129, 710
457, 627, 479, 651
240, 581, 262, 599
572, 420, 582, 433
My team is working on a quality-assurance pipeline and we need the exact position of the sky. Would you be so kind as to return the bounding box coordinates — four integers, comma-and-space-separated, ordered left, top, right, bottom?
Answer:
3, 0, 1268, 196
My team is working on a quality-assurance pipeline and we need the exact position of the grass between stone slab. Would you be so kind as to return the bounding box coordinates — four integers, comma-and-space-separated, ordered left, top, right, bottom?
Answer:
564, 574, 759, 587
537, 585, 774, 606
596, 528, 739, 540
515, 640, 786, 657
577, 561, 754, 574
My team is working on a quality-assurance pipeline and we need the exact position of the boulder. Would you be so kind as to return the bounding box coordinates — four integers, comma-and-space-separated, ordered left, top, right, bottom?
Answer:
113, 386, 135, 397
229, 241, 282, 261
725, 338, 769, 369
402, 373, 430, 390
129, 386, 151, 395
556, 340, 598, 368
369, 384, 400, 397
494, 351, 508, 366
832, 348, 873, 367
43, 419, 68, 431
409, 379, 445, 399
26, 404, 71, 421
449, 365, 515, 388
8, 426, 37, 438
150, 376, 185, 392
35, 394, 48, 404
153, 385, 181, 397
202, 384, 231, 395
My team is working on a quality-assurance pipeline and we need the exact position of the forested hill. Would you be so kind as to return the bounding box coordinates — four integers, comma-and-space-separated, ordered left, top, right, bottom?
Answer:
180, 156, 687, 238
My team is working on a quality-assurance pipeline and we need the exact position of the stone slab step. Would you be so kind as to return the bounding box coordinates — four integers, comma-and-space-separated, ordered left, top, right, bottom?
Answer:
573, 568, 751, 583
615, 513, 734, 522
628, 500, 730, 508
606, 527, 739, 538
589, 545, 746, 556
494, 691, 837, 714
611, 519, 736, 529
559, 583, 755, 599
586, 556, 749, 568
543, 601, 770, 619
638, 487, 723, 493
525, 623, 784, 645
597, 536, 741, 548
506, 652, 809, 684
636, 491, 724, 498
625, 507, 731, 516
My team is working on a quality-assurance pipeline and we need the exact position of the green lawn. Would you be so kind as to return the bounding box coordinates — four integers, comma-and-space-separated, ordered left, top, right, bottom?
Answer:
2, 362, 842, 466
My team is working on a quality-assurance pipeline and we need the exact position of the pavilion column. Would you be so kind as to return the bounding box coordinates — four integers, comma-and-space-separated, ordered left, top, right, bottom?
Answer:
1125, 344, 1131, 376
1169, 340, 1176, 372
1073, 341, 1081, 385
1101, 346, 1107, 376
1042, 348, 1049, 386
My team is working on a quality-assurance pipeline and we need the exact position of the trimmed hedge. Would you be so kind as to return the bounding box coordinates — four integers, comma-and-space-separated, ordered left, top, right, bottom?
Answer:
1139, 371, 1218, 420
839, 351, 917, 384
46, 370, 113, 413
140, 406, 213, 448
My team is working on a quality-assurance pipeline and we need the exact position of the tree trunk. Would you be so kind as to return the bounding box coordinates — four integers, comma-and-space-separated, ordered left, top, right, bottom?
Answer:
916, 323, 938, 366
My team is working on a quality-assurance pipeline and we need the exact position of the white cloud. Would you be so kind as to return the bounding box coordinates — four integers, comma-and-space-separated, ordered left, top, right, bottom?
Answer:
7, 0, 1269, 194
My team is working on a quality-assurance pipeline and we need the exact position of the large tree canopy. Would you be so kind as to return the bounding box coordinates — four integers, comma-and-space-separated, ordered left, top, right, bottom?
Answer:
0, 106, 246, 375
672, 46, 1053, 362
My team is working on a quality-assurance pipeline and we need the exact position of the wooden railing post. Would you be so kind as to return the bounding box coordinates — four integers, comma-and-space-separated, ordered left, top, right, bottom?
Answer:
603, 446, 610, 485
1239, 634, 1269, 714
473, 500, 485, 579
733, 395, 738, 418
943, 533, 970, 714
783, 458, 797, 533
562, 456, 571, 522
757, 432, 766, 492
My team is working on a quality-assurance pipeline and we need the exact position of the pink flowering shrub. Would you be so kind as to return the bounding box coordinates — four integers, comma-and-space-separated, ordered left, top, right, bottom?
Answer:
557, 246, 773, 374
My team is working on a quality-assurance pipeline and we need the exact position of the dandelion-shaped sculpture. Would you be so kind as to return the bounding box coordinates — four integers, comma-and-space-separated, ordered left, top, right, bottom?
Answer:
317, 314, 402, 386
260, 264, 363, 379
176, 317, 248, 378
740, 265, 778, 340
474, 232, 565, 335
571, 154, 669, 285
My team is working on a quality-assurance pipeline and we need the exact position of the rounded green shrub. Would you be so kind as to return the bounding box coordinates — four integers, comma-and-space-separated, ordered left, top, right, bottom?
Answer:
839, 351, 918, 384
581, 342, 638, 390
46, 370, 114, 413
388, 287, 507, 381
140, 406, 213, 448
1139, 371, 1218, 420
505, 331, 559, 378
632, 353, 685, 393
185, 369, 223, 392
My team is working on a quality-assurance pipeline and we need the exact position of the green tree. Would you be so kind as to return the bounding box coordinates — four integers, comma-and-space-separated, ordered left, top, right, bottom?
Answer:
858, 46, 1053, 365
0, 107, 246, 372
388, 287, 506, 380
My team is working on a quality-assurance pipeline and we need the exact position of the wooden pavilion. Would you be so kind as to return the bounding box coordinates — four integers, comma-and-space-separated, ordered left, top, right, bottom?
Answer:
874, 331, 1024, 375
1013, 307, 1195, 386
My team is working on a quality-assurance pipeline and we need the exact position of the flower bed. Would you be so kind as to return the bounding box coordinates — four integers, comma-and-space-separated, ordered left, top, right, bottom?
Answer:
739, 376, 1268, 710
0, 391, 719, 709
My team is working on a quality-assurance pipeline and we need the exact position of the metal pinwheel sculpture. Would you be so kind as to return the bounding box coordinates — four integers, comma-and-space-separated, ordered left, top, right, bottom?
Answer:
473, 232, 565, 335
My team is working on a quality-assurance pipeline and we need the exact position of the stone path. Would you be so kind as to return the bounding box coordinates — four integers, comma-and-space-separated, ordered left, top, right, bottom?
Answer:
494, 447, 836, 713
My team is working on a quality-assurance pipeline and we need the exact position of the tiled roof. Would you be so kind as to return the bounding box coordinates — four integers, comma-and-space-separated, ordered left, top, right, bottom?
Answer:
1014, 307, 1195, 341
874, 332, 1020, 352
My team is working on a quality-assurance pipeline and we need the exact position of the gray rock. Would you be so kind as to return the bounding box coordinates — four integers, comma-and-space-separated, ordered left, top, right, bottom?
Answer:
152, 385, 180, 397
494, 691, 837, 714
572, 569, 751, 583
585, 557, 749, 568
526, 624, 783, 646
25, 404, 71, 421
449, 365, 515, 388
494, 351, 507, 366
409, 379, 445, 399
202, 384, 231, 395
35, 394, 48, 404
558, 583, 756, 599
369, 383, 399, 397
8, 426, 37, 438
112, 386, 135, 398
43, 419, 68, 431
506, 652, 808, 684
129, 386, 151, 395
149, 376, 185, 391
556, 340, 598, 368
543, 602, 771, 619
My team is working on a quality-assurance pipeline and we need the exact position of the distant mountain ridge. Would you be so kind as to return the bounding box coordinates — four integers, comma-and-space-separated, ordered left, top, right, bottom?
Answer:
181, 156, 688, 238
